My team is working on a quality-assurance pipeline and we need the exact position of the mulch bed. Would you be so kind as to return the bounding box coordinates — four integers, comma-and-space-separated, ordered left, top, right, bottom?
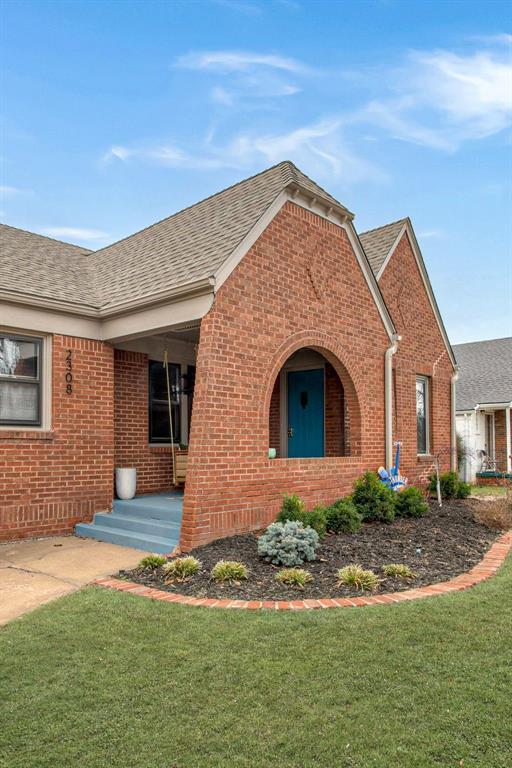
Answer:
118, 499, 500, 600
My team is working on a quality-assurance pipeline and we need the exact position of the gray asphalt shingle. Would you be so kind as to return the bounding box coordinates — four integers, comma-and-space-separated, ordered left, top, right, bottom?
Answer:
359, 219, 407, 276
453, 337, 512, 411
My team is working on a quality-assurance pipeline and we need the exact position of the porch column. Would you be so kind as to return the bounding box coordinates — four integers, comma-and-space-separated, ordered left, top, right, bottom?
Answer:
506, 406, 511, 473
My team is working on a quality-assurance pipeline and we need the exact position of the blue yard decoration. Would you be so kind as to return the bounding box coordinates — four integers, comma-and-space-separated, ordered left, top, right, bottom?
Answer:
378, 441, 408, 492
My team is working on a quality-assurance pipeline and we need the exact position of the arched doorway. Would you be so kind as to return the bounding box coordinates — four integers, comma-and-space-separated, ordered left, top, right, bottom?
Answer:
268, 347, 356, 458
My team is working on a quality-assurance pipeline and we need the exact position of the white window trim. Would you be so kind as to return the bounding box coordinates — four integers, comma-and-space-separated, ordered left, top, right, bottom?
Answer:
416, 374, 430, 456
0, 327, 52, 431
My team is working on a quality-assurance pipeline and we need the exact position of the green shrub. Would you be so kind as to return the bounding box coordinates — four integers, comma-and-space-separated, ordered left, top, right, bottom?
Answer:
138, 554, 167, 570
352, 471, 396, 523
302, 507, 327, 537
394, 486, 428, 518
258, 520, 320, 566
456, 480, 471, 499
211, 561, 248, 584
276, 493, 305, 523
275, 568, 313, 589
337, 564, 379, 592
382, 563, 416, 580
163, 556, 201, 582
325, 498, 362, 534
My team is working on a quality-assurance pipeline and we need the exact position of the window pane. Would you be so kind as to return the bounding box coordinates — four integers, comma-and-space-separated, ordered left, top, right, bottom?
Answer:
149, 360, 179, 403
149, 401, 179, 442
416, 378, 427, 453
0, 336, 39, 378
0, 381, 39, 423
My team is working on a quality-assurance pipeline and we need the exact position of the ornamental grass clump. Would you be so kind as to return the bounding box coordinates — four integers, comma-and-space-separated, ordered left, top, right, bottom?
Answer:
325, 498, 362, 534
137, 554, 167, 570
258, 520, 320, 567
163, 556, 201, 583
211, 560, 248, 584
382, 563, 416, 580
352, 471, 396, 523
275, 568, 313, 589
337, 564, 379, 592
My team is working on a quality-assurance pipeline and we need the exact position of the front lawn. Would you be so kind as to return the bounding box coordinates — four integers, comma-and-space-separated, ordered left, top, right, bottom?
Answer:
1, 555, 511, 768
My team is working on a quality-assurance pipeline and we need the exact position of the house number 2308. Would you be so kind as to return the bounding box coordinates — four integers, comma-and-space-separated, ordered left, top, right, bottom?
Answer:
65, 349, 73, 394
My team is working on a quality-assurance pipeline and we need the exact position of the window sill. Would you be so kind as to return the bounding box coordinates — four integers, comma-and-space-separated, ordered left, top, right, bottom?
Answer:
417, 453, 433, 462
0, 429, 55, 441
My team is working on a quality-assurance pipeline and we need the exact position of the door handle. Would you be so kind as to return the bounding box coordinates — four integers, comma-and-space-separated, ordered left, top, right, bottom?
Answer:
288, 427, 294, 438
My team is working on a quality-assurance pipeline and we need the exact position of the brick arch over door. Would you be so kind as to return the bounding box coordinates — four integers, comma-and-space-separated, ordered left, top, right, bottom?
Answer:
262, 330, 364, 457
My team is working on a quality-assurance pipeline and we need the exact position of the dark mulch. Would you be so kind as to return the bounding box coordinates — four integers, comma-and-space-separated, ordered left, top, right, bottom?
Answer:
118, 499, 500, 600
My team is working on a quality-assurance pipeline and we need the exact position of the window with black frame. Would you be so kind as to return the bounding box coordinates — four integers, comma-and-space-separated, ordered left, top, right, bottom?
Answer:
416, 375, 430, 454
148, 359, 180, 443
0, 333, 42, 426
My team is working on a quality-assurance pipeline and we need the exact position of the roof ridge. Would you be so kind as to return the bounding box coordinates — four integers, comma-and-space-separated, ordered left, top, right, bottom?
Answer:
0, 222, 92, 253
453, 336, 512, 347
359, 217, 408, 236
89, 160, 297, 259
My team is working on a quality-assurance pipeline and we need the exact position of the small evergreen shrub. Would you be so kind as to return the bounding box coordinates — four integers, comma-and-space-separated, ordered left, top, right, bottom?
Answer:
337, 564, 379, 592
211, 561, 248, 584
138, 554, 167, 570
456, 480, 471, 499
258, 520, 320, 566
352, 471, 396, 523
394, 486, 428, 518
325, 498, 362, 534
276, 493, 305, 523
382, 563, 416, 580
428, 471, 459, 499
302, 507, 327, 537
163, 556, 201, 582
275, 568, 313, 589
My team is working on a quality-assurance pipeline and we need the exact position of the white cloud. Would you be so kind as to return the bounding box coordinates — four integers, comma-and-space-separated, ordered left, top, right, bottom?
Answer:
210, 86, 234, 106
418, 229, 444, 239
176, 50, 307, 74
0, 185, 22, 196
42, 227, 109, 242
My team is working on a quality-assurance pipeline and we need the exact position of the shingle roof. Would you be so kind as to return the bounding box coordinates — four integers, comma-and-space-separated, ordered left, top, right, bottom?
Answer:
90, 160, 349, 310
359, 219, 407, 276
1, 161, 352, 313
0, 223, 96, 308
453, 337, 512, 411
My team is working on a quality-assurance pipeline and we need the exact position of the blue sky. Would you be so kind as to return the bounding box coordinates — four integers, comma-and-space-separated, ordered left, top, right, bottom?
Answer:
1, 0, 511, 344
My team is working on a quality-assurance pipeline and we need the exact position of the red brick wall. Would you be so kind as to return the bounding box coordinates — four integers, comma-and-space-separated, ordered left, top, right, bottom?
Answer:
378, 232, 455, 485
268, 377, 280, 456
0, 335, 114, 540
114, 349, 174, 494
494, 409, 511, 472
181, 202, 391, 550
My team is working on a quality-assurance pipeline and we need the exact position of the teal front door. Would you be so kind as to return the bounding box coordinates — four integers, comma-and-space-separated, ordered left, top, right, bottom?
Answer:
287, 368, 324, 458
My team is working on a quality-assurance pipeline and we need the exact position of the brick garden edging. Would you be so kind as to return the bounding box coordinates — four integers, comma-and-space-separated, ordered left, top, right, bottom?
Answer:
94, 531, 512, 611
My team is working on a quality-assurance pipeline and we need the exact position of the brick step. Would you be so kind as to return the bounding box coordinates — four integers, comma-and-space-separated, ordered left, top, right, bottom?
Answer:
75, 522, 178, 554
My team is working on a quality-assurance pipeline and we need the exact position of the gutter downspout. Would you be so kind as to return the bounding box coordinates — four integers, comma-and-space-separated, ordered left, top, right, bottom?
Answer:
385, 335, 400, 469
451, 369, 459, 472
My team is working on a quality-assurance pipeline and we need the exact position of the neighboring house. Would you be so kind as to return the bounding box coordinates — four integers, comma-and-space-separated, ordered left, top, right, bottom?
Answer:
454, 337, 512, 483
0, 161, 456, 550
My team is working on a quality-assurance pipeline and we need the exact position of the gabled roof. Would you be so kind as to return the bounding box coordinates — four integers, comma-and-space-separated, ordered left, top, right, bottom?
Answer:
1, 161, 353, 314
453, 337, 512, 411
90, 161, 351, 311
0, 223, 96, 309
359, 219, 407, 277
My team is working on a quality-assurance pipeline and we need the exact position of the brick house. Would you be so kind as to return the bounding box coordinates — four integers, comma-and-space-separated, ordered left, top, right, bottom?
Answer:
454, 337, 512, 484
0, 161, 457, 550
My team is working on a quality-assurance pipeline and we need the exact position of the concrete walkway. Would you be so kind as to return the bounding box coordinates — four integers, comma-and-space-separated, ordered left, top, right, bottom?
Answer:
0, 536, 147, 626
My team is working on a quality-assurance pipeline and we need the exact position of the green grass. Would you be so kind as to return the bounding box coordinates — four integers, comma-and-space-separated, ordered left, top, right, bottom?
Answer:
470, 485, 507, 496
1, 556, 511, 768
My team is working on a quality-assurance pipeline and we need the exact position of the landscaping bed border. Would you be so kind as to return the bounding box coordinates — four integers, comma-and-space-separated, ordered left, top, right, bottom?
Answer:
94, 531, 512, 610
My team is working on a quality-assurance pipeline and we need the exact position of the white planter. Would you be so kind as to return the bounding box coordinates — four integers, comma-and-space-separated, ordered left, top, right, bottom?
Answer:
115, 467, 137, 500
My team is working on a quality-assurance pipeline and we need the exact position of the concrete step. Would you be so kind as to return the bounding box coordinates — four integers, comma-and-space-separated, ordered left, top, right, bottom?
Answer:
75, 522, 178, 554
112, 497, 183, 522
93, 512, 179, 539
